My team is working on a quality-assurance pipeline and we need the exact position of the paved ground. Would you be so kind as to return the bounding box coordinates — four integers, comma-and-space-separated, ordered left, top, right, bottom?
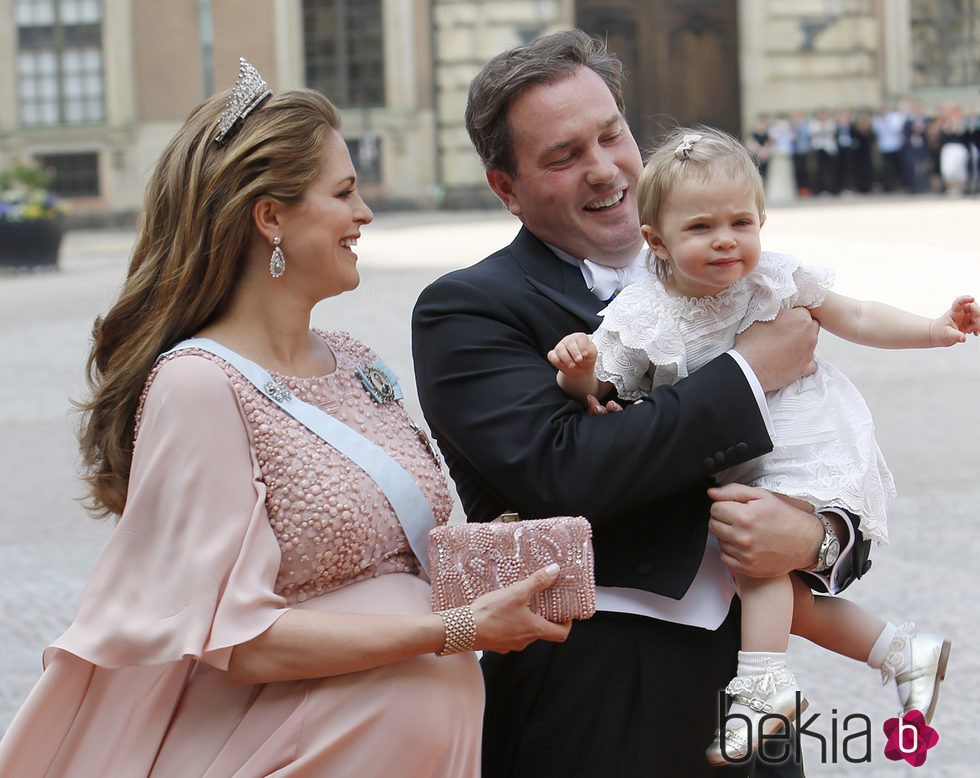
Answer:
1, 196, 977, 776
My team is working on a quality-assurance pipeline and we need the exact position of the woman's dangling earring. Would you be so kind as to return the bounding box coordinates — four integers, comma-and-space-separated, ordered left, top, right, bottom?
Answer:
270, 236, 285, 278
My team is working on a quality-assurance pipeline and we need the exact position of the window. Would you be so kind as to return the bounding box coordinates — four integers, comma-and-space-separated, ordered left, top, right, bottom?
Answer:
347, 133, 382, 184
910, 0, 980, 87
36, 151, 99, 197
302, 0, 385, 108
16, 0, 105, 127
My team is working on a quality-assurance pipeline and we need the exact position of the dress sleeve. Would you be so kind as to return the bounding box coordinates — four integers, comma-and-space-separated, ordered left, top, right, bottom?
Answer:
592, 280, 685, 399
591, 324, 653, 401
738, 252, 835, 332
788, 261, 836, 309
48, 355, 287, 671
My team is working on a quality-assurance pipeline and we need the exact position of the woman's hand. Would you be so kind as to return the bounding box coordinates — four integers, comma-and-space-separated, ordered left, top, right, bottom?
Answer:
469, 563, 572, 653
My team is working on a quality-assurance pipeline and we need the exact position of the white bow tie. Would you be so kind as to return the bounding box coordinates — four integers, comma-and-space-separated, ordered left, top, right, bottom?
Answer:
583, 257, 646, 302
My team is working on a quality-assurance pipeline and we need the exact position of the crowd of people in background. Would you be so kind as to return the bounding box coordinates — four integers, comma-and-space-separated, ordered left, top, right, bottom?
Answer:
745, 100, 980, 200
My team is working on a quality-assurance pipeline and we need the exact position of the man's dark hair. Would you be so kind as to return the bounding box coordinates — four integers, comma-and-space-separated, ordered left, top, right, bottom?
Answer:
464, 29, 626, 176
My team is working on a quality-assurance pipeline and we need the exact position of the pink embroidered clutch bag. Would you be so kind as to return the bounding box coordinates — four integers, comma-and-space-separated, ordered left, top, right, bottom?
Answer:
428, 515, 597, 622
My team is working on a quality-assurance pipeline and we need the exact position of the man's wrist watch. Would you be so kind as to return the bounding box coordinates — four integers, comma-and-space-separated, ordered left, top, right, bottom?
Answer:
807, 513, 840, 572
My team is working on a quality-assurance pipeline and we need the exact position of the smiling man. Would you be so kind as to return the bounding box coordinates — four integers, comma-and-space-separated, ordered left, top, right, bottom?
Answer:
483, 64, 643, 268
412, 29, 869, 777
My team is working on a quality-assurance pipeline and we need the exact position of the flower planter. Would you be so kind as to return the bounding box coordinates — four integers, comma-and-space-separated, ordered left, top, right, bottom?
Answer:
0, 219, 64, 270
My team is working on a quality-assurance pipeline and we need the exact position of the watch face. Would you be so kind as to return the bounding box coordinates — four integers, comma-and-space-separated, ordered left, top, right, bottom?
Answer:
825, 538, 841, 567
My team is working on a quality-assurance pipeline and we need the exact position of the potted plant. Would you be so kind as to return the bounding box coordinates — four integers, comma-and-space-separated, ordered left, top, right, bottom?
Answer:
0, 158, 68, 270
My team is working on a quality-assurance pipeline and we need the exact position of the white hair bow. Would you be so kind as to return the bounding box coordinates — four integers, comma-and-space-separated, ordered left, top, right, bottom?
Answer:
674, 134, 703, 160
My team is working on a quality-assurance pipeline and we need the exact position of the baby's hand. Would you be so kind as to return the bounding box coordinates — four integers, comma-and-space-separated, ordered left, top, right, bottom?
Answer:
547, 333, 597, 377
950, 295, 980, 336
586, 395, 624, 415
931, 295, 980, 345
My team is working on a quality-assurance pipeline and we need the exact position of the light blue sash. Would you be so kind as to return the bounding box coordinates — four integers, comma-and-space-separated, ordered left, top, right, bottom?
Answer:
161, 337, 434, 575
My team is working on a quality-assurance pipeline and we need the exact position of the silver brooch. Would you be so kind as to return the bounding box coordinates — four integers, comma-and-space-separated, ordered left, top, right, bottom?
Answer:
264, 377, 292, 403
357, 359, 403, 403
214, 57, 272, 146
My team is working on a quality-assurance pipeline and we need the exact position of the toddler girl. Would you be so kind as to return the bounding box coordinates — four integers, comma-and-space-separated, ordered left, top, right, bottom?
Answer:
549, 126, 978, 765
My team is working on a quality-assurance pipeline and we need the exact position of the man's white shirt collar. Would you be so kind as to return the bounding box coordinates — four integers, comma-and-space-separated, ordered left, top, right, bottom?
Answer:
546, 243, 649, 301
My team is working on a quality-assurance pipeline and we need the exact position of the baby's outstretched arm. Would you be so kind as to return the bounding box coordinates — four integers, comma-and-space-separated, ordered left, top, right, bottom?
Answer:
547, 333, 613, 405
812, 292, 979, 349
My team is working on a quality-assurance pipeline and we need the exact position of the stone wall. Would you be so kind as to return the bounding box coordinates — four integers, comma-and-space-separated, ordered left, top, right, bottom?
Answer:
739, 0, 884, 126
431, 0, 572, 206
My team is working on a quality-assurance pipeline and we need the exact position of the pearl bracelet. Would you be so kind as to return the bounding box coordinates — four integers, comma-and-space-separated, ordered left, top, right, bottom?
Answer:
436, 605, 477, 656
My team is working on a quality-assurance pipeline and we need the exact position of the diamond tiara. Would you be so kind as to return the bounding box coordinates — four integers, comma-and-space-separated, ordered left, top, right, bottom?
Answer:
214, 57, 273, 145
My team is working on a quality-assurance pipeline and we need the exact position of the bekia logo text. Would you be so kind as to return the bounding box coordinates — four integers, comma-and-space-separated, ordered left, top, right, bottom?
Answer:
716, 692, 940, 766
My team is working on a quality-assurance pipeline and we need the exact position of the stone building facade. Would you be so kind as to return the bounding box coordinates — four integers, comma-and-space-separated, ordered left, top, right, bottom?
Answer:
0, 0, 975, 220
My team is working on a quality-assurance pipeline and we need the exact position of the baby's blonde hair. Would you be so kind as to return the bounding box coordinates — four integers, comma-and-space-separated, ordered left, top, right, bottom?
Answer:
637, 125, 766, 284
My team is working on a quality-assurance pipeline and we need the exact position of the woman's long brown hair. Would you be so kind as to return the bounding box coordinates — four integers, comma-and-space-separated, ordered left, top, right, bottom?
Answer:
76, 88, 340, 517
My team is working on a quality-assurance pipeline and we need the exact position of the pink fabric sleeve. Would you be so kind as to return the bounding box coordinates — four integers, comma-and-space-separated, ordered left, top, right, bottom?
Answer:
47, 355, 288, 670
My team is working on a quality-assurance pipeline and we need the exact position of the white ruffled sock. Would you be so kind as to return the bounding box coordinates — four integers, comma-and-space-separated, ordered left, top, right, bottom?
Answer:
727, 651, 792, 719
867, 621, 899, 669
867, 621, 915, 706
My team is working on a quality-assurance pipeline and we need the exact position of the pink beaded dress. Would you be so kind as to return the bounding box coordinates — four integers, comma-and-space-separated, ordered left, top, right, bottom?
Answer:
0, 331, 483, 777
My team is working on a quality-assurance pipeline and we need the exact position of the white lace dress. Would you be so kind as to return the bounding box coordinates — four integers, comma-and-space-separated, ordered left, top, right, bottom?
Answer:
593, 251, 894, 544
